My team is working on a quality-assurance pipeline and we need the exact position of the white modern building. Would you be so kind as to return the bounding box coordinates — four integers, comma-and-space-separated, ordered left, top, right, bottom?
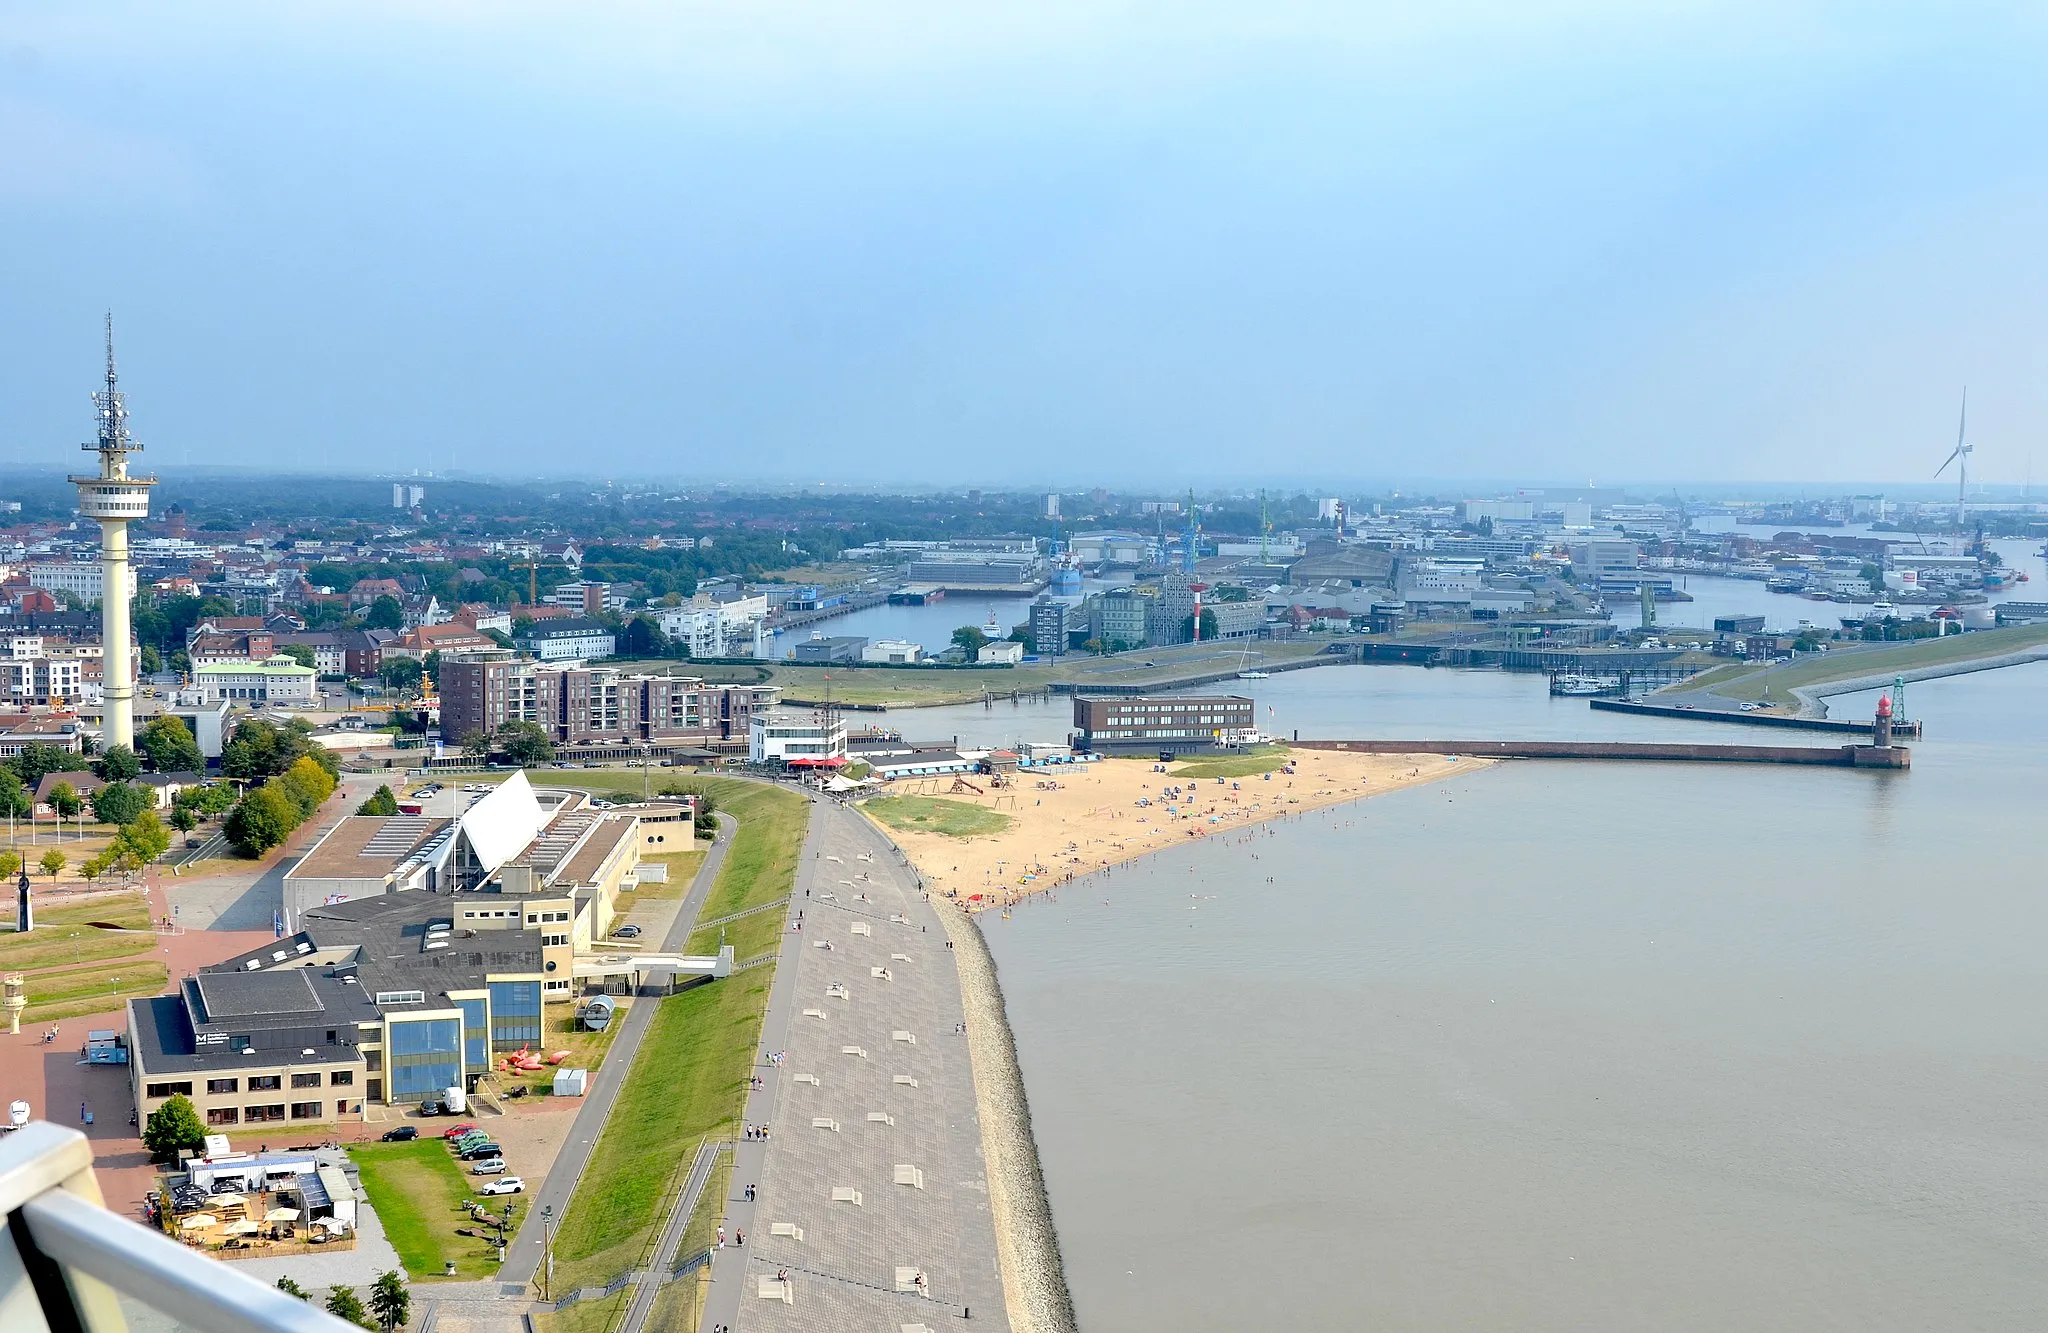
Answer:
518, 619, 617, 662
656, 594, 768, 658
862, 638, 925, 665
749, 707, 849, 766
27, 561, 136, 602
977, 640, 1025, 665
193, 655, 318, 705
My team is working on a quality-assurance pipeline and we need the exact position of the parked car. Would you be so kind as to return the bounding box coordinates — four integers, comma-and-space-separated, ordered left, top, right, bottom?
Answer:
460, 1143, 504, 1161
614, 924, 642, 939
453, 1134, 492, 1153
442, 1123, 478, 1140
379, 1126, 418, 1142
470, 1158, 507, 1175
418, 1098, 444, 1115
479, 1177, 524, 1196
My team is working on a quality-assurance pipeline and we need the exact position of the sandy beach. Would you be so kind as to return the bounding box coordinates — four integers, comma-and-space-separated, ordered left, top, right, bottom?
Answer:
869, 747, 1492, 910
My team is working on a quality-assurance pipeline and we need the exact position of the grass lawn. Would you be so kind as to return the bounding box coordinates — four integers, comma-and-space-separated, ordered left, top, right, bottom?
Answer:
861, 795, 1014, 838
621, 847, 707, 901
549, 779, 805, 1291
550, 968, 775, 1290
646, 1270, 708, 1332
0, 894, 156, 974
1697, 623, 2048, 702
1170, 744, 1294, 779
531, 1290, 628, 1333
351, 1140, 510, 1281
21, 960, 168, 1025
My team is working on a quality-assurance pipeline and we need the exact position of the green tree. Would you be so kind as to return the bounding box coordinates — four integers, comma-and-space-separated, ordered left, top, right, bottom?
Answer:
96, 745, 143, 782
91, 782, 150, 827
279, 643, 317, 669
12, 743, 91, 790
620, 615, 667, 657
140, 716, 205, 774
364, 595, 405, 631
117, 811, 174, 864
225, 785, 298, 856
0, 850, 19, 879
139, 644, 163, 674
46, 781, 81, 817
142, 1094, 207, 1161
422, 649, 444, 692
496, 720, 554, 767
357, 785, 400, 816
279, 756, 338, 816
950, 625, 989, 654
367, 1270, 411, 1332
1179, 608, 1220, 642
460, 730, 492, 764
325, 1284, 374, 1330
38, 850, 64, 879
379, 656, 424, 694
0, 768, 27, 820
222, 718, 336, 782
170, 805, 198, 834
276, 1276, 311, 1301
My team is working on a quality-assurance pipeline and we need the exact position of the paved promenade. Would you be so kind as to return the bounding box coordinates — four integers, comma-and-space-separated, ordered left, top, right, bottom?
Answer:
701, 794, 1010, 1332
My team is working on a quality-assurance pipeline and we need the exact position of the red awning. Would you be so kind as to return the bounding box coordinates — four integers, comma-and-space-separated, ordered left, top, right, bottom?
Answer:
786, 757, 848, 768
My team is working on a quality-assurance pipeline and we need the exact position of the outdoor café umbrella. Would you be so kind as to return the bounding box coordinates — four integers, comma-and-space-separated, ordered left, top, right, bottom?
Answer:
178, 1214, 218, 1230
206, 1193, 248, 1207
222, 1219, 262, 1236
264, 1207, 300, 1222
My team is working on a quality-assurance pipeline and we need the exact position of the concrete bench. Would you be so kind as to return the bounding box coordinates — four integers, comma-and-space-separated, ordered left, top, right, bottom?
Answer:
893, 1165, 924, 1189
812, 1117, 840, 1131
769, 1222, 803, 1241
892, 1031, 917, 1045
756, 1275, 793, 1303
831, 1187, 862, 1206
802, 1007, 828, 1020
867, 1111, 894, 1126
841, 1046, 867, 1058
892, 1075, 919, 1088
851, 922, 872, 937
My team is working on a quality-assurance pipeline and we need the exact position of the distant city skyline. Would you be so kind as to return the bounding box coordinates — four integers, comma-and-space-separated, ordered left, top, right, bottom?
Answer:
3, 4, 2046, 485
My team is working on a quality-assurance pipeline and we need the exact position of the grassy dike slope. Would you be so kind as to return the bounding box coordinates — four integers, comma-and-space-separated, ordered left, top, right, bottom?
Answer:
546, 780, 808, 1290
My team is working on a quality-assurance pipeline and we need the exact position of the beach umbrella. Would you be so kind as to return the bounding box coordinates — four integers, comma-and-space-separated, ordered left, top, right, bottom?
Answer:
179, 1214, 218, 1230
206, 1192, 247, 1207
222, 1219, 261, 1235
264, 1207, 300, 1222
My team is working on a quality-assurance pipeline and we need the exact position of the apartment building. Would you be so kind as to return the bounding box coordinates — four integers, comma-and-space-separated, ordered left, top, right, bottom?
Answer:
439, 652, 776, 750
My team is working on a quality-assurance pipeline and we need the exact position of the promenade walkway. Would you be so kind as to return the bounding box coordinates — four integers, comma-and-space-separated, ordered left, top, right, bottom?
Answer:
700, 794, 1009, 1332
508, 813, 734, 1289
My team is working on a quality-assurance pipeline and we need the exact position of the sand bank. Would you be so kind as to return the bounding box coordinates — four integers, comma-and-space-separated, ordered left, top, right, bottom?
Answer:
873, 747, 1491, 911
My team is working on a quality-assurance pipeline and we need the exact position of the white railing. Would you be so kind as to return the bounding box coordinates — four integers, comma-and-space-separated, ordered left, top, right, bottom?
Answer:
0, 1121, 359, 1332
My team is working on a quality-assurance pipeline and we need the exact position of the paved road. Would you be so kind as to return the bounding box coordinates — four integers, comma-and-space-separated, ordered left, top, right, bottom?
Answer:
700, 795, 1010, 1332
496, 813, 738, 1293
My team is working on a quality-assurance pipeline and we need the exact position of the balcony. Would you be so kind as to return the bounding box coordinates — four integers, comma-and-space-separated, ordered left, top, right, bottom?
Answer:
0, 1122, 356, 1331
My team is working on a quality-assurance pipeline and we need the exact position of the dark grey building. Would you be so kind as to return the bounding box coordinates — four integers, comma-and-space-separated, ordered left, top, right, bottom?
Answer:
793, 635, 868, 663
1029, 598, 1068, 657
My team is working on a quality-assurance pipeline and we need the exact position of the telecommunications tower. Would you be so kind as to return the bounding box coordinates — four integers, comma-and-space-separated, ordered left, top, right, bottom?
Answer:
69, 313, 154, 752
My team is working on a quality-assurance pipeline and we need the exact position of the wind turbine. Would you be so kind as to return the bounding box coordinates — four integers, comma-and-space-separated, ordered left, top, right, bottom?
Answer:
1934, 389, 1971, 526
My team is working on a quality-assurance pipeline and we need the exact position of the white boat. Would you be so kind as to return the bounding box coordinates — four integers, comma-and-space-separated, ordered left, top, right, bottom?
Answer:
1553, 675, 1605, 696
1238, 670, 1270, 679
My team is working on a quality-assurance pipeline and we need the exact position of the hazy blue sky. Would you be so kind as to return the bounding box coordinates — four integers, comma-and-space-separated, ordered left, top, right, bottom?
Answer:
3, 2, 2045, 488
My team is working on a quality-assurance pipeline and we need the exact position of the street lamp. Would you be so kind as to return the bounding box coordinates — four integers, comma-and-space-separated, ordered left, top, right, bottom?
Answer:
539, 1204, 555, 1300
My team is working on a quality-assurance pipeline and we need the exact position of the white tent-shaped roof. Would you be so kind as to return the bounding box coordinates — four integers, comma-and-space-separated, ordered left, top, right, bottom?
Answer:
457, 770, 547, 878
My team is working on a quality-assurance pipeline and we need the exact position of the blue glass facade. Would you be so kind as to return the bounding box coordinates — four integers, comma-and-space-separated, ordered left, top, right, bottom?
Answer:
489, 981, 542, 1050
457, 997, 489, 1075
387, 1017, 462, 1102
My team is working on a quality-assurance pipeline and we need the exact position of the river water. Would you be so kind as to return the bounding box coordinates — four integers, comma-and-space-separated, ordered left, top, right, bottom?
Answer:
975, 662, 2048, 1331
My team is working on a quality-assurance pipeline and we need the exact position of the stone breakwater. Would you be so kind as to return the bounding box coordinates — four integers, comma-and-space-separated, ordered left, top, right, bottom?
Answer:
941, 903, 1079, 1333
